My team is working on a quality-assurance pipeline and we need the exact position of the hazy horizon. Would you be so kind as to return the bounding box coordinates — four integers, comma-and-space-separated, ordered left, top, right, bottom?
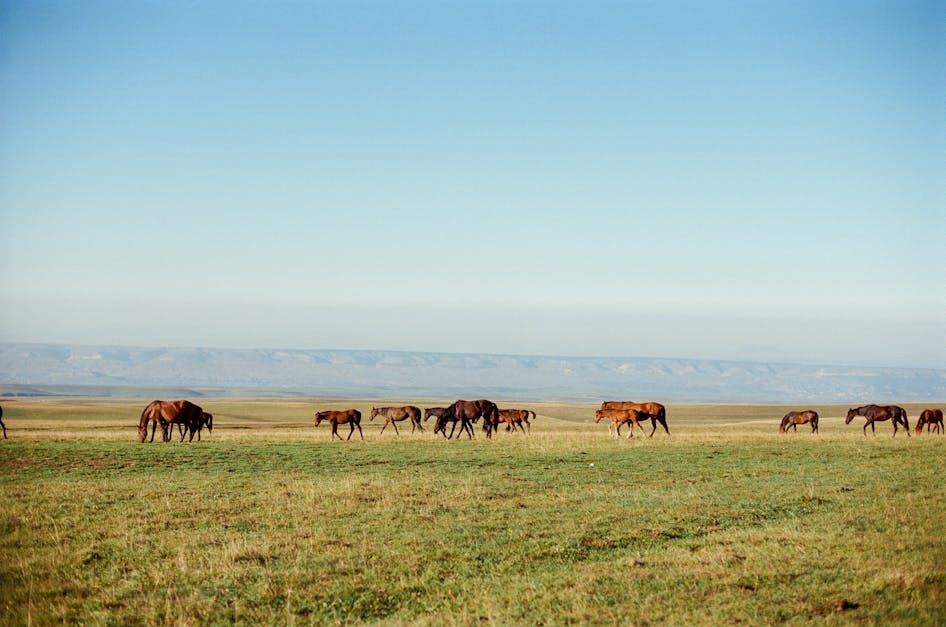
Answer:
2, 1, 943, 371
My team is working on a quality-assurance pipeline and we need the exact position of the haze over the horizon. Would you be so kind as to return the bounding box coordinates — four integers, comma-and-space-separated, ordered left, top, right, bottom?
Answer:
1, 1, 943, 369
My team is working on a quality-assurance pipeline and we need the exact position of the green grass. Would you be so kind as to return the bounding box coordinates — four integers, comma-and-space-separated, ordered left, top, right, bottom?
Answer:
1, 399, 944, 624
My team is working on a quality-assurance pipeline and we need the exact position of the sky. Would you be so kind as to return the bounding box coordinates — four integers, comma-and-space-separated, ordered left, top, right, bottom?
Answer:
1, 0, 943, 368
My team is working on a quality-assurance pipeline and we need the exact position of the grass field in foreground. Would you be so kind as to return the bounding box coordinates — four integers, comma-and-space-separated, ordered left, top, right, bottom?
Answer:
0, 398, 944, 625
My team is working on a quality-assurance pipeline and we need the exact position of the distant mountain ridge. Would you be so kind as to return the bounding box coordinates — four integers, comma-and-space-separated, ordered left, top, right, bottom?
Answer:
1, 342, 944, 403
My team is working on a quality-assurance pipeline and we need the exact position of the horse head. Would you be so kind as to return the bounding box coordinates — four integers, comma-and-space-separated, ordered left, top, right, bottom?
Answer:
369, 407, 380, 420
202, 412, 213, 432
314, 412, 326, 427
593, 410, 604, 423
845, 408, 857, 424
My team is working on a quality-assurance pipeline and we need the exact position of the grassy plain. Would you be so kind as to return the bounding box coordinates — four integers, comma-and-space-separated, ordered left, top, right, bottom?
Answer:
0, 398, 944, 625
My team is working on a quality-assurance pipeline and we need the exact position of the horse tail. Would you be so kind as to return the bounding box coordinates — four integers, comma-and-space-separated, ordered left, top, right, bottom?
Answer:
779, 415, 787, 433
901, 407, 910, 431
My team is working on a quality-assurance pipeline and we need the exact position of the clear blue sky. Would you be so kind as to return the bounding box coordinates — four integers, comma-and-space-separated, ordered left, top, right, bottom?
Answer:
1, 1, 943, 368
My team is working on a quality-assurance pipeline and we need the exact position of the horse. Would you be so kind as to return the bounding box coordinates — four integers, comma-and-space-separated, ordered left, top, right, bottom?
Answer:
370, 405, 423, 435
138, 400, 205, 443
845, 404, 910, 437
915, 408, 944, 435
594, 408, 642, 439
600, 401, 669, 437
314, 409, 364, 441
498, 409, 527, 433
176, 411, 214, 441
779, 410, 819, 434
424, 407, 447, 422
434, 400, 499, 439
499, 409, 534, 433
0, 403, 6, 439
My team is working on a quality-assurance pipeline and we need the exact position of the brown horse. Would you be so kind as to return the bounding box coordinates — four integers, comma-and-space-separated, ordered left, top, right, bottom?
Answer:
915, 408, 944, 435
314, 409, 364, 441
600, 401, 669, 437
138, 400, 205, 443
434, 400, 499, 439
499, 409, 535, 433
498, 409, 526, 433
0, 403, 5, 439
845, 404, 910, 437
779, 410, 819, 434
370, 406, 423, 435
594, 408, 642, 439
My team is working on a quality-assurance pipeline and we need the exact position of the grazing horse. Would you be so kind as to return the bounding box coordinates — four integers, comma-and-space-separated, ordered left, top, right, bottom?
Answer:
779, 410, 819, 434
600, 401, 669, 437
370, 405, 423, 435
314, 409, 364, 441
428, 406, 471, 439
594, 408, 641, 439
424, 407, 447, 423
138, 400, 205, 443
915, 409, 944, 435
845, 404, 910, 437
177, 411, 214, 442
0, 403, 6, 439
434, 400, 499, 439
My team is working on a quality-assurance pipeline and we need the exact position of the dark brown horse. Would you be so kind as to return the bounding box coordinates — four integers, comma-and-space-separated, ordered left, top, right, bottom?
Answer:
600, 401, 669, 437
427, 406, 470, 439
370, 405, 423, 435
594, 408, 642, 439
176, 411, 214, 441
314, 409, 364, 441
0, 403, 6, 439
424, 407, 447, 422
779, 410, 819, 434
845, 404, 909, 437
915, 408, 944, 435
138, 400, 206, 443
434, 400, 499, 439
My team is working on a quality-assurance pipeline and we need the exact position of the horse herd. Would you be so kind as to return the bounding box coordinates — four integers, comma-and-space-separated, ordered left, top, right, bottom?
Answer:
314, 400, 537, 441
0, 400, 935, 444
776, 405, 944, 437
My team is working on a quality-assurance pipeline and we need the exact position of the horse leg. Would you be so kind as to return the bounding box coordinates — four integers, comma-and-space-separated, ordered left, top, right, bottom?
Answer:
356, 422, 364, 440
347, 422, 355, 440
380, 421, 388, 435
391, 420, 400, 436
0, 417, 5, 439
